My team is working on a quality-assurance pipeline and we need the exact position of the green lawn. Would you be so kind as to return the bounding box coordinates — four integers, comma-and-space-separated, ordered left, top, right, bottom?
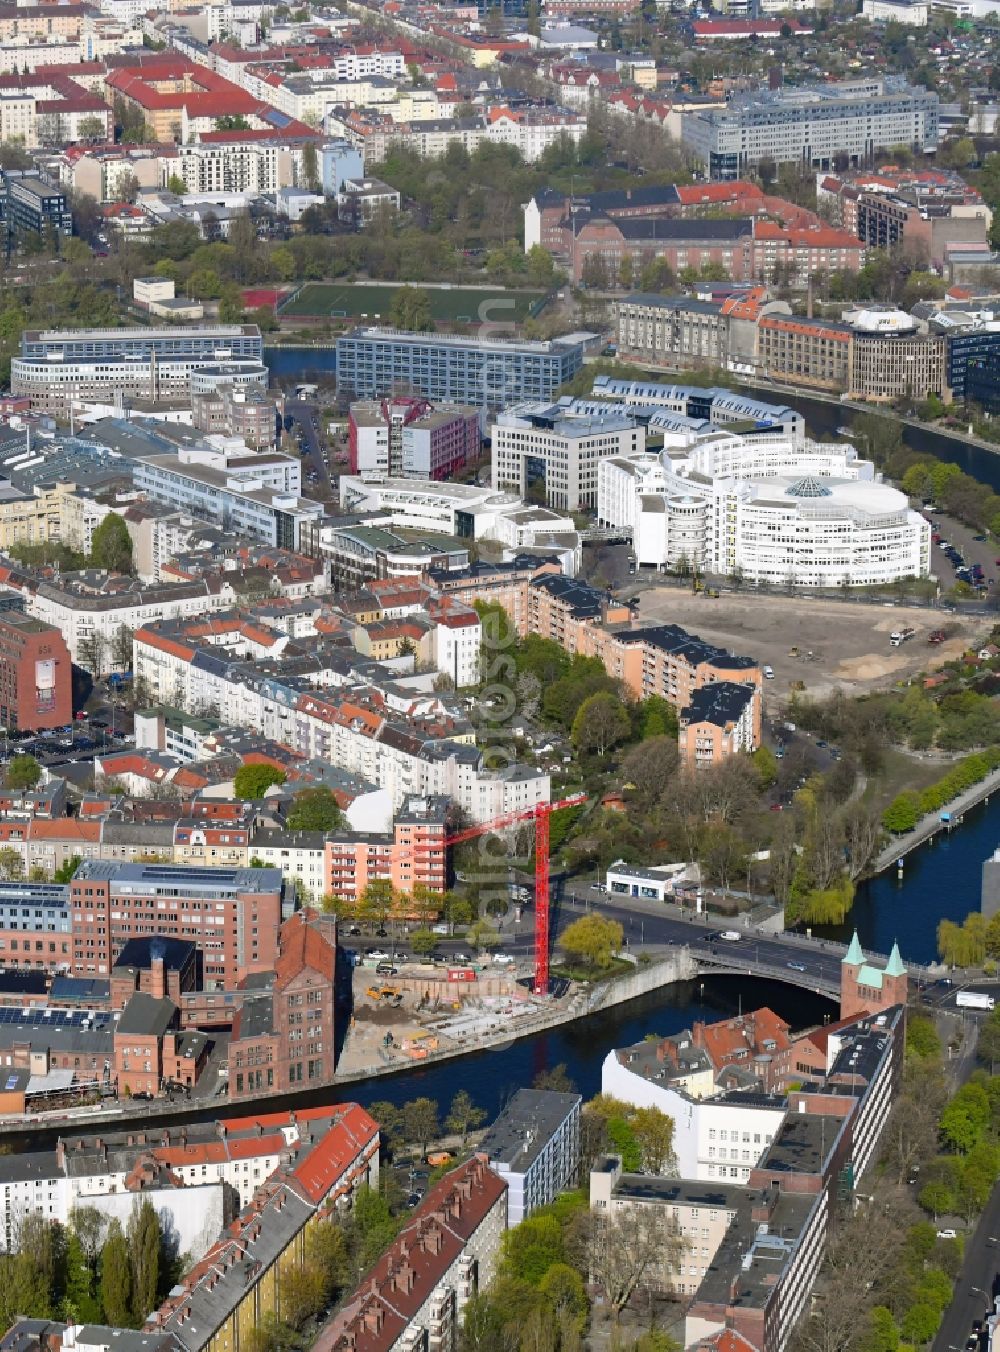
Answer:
279, 282, 541, 323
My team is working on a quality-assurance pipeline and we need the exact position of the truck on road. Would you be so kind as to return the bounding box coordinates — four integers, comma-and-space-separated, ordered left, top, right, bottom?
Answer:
956, 990, 995, 1011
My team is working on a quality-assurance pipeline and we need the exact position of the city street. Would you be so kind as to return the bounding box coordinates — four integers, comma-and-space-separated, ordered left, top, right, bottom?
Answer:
933, 1186, 1000, 1352
342, 883, 854, 995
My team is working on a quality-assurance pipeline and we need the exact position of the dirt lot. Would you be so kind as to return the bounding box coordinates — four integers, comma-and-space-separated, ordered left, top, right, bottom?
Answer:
635, 587, 984, 703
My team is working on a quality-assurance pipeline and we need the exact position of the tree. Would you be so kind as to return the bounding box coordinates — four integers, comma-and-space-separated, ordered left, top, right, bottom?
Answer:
301, 140, 320, 191
127, 1198, 160, 1323
410, 927, 438, 957
859, 1306, 900, 1352
77, 115, 106, 142
167, 174, 188, 195
63, 1227, 102, 1323
559, 914, 623, 971
281, 1262, 327, 1328
0, 846, 23, 881
286, 785, 344, 832
503, 1215, 563, 1285
100, 1220, 132, 1327
446, 1089, 486, 1146
631, 1105, 675, 1175
6, 754, 40, 792
110, 623, 134, 675
54, 856, 82, 884
533, 1064, 576, 1094
570, 691, 630, 757
78, 631, 108, 678
882, 790, 920, 834
389, 285, 433, 332
367, 1100, 403, 1149
939, 1081, 991, 1153
90, 513, 133, 573
234, 763, 287, 799
978, 1009, 1000, 1069
901, 1303, 940, 1345
585, 1205, 685, 1313
403, 1097, 440, 1153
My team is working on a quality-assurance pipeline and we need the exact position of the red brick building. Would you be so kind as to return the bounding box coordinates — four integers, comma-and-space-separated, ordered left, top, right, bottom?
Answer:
840, 933, 908, 1019
0, 613, 71, 732
69, 860, 286, 985
228, 910, 337, 1096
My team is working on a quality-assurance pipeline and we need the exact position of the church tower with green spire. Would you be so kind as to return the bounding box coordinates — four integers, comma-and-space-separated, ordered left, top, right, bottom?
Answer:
840, 932, 908, 1018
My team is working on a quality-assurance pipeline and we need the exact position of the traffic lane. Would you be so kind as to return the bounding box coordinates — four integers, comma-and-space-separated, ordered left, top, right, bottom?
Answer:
554, 891, 843, 980
932, 1180, 1000, 1352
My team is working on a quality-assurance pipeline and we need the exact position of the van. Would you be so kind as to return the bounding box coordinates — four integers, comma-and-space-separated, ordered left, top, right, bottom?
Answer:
763, 665, 774, 679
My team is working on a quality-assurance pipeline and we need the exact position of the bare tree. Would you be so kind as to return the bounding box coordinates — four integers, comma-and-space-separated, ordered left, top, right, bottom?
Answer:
841, 804, 884, 881
582, 1205, 687, 1313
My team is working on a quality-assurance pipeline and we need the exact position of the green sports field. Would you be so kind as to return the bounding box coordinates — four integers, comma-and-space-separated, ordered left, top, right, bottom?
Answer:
279, 282, 541, 323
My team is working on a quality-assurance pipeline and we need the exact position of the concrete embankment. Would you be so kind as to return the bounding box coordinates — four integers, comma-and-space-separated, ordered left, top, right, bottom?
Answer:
873, 766, 1000, 875
331, 949, 699, 1086
0, 951, 699, 1140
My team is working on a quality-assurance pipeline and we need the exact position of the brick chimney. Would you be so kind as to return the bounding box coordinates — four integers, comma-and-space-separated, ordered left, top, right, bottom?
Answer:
151, 956, 166, 1000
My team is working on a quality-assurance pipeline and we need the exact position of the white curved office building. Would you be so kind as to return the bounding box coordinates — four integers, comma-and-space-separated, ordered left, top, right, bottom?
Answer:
598, 431, 930, 587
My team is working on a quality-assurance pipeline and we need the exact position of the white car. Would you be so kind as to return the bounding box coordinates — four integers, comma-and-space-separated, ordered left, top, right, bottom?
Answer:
763, 665, 774, 679
936, 1228, 957, 1240
369, 950, 389, 962
431, 923, 449, 935
493, 953, 515, 965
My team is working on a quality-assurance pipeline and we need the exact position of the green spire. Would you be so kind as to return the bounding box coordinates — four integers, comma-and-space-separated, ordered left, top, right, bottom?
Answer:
885, 942, 906, 978
843, 931, 864, 966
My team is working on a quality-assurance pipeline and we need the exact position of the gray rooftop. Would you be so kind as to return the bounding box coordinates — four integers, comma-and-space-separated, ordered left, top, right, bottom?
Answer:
479, 1088, 581, 1173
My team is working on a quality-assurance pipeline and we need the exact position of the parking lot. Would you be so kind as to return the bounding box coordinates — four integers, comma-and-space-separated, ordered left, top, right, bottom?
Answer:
634, 586, 978, 702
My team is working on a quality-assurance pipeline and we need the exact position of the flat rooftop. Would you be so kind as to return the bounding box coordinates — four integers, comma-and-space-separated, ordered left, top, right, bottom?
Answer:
479, 1088, 580, 1172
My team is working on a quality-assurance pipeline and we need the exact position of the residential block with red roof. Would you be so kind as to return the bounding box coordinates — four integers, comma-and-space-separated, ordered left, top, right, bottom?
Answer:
311, 1156, 508, 1352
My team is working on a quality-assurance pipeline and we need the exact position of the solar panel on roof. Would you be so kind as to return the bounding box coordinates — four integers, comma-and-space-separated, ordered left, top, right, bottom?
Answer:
4, 1075, 18, 1090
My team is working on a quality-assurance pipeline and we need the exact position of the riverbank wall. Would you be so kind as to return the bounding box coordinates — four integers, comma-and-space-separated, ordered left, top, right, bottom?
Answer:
0, 951, 700, 1140
873, 764, 1000, 874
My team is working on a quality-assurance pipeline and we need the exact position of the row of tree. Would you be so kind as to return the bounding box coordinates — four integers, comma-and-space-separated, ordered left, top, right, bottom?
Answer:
0, 1200, 173, 1331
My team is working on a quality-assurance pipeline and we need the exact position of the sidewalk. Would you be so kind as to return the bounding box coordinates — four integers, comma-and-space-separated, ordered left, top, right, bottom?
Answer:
873, 764, 1000, 872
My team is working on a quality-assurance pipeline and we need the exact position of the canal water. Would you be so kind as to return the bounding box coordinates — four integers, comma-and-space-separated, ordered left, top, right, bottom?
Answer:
339, 975, 833, 1118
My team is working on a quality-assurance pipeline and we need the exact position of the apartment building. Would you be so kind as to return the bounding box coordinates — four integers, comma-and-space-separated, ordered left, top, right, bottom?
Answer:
348, 398, 482, 480
68, 860, 288, 984
26, 575, 237, 667
678, 681, 758, 767
145, 1107, 379, 1352
491, 404, 644, 511
311, 1157, 508, 1352
682, 77, 939, 180
566, 215, 754, 286
132, 617, 549, 824
335, 329, 586, 407
589, 1161, 745, 1298
480, 1089, 582, 1225
323, 794, 449, 902
18, 324, 263, 365
0, 613, 71, 732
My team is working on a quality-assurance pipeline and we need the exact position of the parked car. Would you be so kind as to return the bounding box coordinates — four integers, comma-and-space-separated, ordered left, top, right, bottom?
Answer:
937, 1228, 958, 1240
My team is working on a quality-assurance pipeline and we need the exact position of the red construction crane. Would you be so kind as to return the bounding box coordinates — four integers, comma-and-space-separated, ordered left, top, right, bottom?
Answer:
446, 793, 587, 996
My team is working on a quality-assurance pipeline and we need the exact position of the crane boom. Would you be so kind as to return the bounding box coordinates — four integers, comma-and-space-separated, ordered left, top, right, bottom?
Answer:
444, 792, 587, 995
